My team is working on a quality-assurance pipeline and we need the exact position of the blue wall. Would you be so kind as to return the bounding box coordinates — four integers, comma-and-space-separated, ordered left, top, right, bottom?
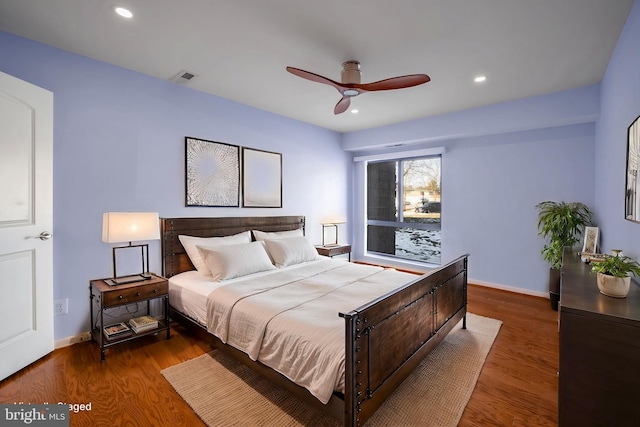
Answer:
595, 0, 640, 256
348, 88, 598, 295
0, 31, 349, 340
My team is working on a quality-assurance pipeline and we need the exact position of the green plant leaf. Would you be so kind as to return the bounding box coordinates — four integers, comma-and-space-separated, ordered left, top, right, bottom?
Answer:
591, 254, 640, 278
535, 201, 593, 268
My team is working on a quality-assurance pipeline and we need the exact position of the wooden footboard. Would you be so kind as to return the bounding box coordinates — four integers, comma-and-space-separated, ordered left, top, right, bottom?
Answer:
340, 254, 468, 427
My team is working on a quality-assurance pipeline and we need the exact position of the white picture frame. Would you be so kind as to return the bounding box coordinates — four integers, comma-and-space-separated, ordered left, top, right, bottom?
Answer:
582, 226, 599, 254
242, 148, 282, 208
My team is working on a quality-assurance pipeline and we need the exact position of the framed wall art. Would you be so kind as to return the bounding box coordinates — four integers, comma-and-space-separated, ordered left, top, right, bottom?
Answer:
242, 148, 282, 208
625, 115, 640, 222
185, 137, 240, 207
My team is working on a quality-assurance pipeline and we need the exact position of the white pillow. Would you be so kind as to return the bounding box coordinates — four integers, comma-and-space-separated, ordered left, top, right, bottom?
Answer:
197, 242, 276, 281
263, 236, 322, 268
252, 229, 303, 241
178, 231, 251, 275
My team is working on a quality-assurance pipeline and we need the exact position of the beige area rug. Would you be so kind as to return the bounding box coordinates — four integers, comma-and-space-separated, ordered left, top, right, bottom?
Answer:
161, 313, 501, 427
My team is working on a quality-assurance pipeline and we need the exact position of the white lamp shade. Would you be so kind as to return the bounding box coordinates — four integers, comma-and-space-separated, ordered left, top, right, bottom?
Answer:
102, 212, 160, 243
319, 217, 346, 225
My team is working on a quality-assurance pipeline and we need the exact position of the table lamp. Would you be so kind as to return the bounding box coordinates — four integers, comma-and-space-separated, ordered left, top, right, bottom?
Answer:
320, 219, 345, 246
102, 212, 160, 285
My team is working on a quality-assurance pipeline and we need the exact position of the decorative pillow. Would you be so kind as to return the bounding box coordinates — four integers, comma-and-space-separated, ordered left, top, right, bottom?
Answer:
263, 236, 322, 268
252, 229, 303, 241
197, 242, 276, 281
178, 231, 251, 275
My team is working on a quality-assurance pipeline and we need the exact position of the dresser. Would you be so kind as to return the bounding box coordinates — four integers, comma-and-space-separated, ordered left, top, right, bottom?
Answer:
559, 248, 640, 426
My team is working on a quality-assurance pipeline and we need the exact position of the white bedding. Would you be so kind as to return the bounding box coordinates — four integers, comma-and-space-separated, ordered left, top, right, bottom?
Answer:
169, 263, 294, 325
169, 258, 418, 404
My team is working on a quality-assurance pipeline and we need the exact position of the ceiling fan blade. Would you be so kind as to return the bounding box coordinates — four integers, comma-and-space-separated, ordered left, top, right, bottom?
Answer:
286, 66, 344, 92
358, 74, 431, 92
334, 96, 351, 115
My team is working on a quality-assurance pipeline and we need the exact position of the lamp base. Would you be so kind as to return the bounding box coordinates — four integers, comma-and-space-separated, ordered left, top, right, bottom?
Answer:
106, 273, 152, 286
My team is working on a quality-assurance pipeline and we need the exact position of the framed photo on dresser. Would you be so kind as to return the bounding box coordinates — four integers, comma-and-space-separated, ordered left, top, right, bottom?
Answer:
581, 226, 599, 254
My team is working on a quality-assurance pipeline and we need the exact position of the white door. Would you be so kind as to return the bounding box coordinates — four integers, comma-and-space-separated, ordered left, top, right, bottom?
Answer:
0, 71, 54, 381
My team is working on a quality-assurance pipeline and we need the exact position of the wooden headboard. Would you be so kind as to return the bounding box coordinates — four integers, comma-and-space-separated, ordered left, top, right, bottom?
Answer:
160, 216, 305, 278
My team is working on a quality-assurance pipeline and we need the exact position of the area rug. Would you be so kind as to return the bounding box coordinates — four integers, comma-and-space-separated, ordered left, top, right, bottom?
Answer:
161, 313, 501, 427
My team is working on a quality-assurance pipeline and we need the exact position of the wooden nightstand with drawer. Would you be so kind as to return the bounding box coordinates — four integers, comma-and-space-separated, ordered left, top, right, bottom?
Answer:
89, 273, 170, 361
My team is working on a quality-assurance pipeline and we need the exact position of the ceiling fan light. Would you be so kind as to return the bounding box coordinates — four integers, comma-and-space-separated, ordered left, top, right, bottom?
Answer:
343, 89, 359, 96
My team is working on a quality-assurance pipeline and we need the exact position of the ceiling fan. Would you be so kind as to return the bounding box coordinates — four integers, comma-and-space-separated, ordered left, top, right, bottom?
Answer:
286, 61, 430, 115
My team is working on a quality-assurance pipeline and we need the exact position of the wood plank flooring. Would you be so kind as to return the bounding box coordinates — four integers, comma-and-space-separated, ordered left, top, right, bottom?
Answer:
0, 284, 558, 426
459, 285, 558, 427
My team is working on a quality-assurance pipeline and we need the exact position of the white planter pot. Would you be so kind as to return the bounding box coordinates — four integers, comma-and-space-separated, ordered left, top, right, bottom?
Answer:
596, 272, 631, 298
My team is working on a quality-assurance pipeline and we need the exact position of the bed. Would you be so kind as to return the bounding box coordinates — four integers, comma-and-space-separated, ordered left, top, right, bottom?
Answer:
161, 216, 468, 427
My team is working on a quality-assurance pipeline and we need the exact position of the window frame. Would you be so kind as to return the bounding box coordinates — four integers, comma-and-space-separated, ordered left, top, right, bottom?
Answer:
358, 148, 444, 266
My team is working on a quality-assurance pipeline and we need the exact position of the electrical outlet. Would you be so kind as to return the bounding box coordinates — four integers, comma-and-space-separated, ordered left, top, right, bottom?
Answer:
54, 299, 68, 316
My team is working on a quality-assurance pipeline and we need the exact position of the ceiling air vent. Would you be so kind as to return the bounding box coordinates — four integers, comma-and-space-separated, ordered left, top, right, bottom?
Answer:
171, 70, 197, 84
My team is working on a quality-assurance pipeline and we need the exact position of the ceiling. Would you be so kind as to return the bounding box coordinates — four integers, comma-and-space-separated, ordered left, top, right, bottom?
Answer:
0, 0, 634, 133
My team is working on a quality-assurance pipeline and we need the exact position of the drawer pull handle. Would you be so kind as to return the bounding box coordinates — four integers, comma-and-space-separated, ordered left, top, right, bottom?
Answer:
118, 295, 123, 299
136, 292, 141, 296
153, 289, 157, 293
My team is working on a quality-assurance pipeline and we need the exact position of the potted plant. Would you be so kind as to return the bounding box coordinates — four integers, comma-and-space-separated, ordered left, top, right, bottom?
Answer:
591, 252, 640, 298
536, 201, 593, 310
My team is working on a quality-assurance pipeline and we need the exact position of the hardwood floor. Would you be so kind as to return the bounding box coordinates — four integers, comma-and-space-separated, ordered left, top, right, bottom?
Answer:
0, 284, 558, 427
459, 285, 558, 427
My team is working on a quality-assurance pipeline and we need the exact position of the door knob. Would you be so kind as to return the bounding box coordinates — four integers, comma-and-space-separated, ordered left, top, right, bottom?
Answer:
39, 231, 52, 240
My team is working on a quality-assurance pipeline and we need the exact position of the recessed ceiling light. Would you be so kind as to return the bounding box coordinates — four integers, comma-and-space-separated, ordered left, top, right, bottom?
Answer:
351, 109, 359, 114
474, 75, 487, 83
115, 7, 133, 18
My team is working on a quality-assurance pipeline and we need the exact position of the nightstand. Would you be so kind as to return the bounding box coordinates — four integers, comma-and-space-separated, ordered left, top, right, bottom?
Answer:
89, 273, 170, 361
315, 244, 351, 261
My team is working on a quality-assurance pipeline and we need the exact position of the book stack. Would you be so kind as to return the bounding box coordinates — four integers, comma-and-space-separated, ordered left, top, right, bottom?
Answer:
129, 315, 159, 333
103, 322, 132, 341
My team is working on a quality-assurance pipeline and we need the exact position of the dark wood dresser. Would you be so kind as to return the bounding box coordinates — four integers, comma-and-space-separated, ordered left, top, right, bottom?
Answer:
559, 248, 640, 426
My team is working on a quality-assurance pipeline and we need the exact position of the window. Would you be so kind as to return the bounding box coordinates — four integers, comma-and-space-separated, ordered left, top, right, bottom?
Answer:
366, 156, 441, 264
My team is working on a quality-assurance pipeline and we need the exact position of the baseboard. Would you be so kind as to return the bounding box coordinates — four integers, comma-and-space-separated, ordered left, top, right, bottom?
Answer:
469, 279, 549, 299
54, 331, 92, 349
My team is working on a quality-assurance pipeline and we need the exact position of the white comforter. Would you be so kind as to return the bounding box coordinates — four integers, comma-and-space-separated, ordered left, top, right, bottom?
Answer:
205, 258, 417, 404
